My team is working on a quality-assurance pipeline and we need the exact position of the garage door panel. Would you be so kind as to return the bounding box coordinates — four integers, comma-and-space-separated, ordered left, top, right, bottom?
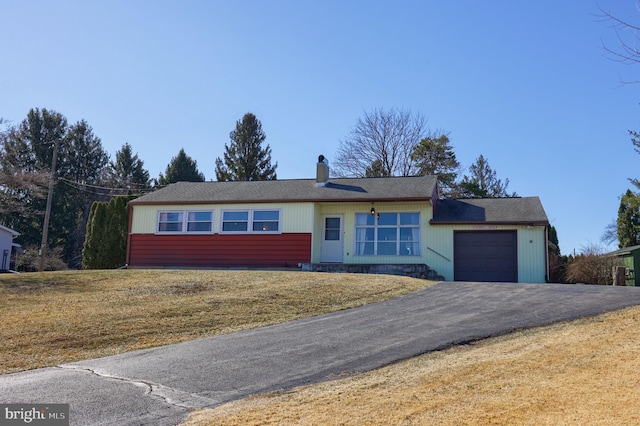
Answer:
454, 231, 517, 282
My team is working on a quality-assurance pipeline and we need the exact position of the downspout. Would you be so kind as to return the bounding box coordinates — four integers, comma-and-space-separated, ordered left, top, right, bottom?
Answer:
545, 225, 550, 283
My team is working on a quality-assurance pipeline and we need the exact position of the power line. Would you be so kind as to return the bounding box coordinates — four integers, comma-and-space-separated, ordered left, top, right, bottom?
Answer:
56, 177, 157, 196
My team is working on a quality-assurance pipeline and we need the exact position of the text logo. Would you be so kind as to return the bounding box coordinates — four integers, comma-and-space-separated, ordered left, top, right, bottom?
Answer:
0, 404, 69, 426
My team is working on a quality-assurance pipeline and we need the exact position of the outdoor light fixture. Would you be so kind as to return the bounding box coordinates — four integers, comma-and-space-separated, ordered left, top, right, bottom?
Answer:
370, 206, 376, 215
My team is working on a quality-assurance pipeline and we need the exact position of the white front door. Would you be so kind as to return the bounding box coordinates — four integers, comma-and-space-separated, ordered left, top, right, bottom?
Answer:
321, 215, 343, 263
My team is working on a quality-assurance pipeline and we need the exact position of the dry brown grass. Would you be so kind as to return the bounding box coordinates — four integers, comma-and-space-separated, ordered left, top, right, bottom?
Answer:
183, 304, 640, 426
0, 269, 432, 375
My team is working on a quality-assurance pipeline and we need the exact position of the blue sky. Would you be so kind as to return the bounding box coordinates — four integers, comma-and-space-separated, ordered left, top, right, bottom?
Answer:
2, 0, 640, 255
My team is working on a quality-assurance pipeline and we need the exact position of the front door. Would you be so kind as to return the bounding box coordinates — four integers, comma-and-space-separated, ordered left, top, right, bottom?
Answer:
321, 215, 343, 263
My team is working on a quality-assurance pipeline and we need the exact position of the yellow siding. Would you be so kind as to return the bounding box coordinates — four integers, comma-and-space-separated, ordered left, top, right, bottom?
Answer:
313, 202, 433, 265
130, 203, 315, 234
132, 201, 547, 283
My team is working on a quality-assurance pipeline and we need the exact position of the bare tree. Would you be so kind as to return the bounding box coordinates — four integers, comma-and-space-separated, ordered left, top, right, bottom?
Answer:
597, 5, 640, 83
333, 108, 430, 178
601, 219, 619, 247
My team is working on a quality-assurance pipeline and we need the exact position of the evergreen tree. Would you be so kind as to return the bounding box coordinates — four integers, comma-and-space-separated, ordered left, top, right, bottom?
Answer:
0, 109, 110, 266
364, 159, 390, 177
411, 134, 461, 195
61, 120, 110, 264
158, 148, 205, 185
458, 155, 516, 198
0, 125, 50, 218
0, 109, 68, 260
82, 201, 105, 269
215, 112, 277, 181
617, 189, 640, 248
109, 143, 151, 192
548, 225, 560, 255
82, 194, 134, 269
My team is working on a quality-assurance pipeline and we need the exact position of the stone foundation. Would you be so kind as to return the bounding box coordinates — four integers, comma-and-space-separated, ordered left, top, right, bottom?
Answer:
301, 263, 444, 281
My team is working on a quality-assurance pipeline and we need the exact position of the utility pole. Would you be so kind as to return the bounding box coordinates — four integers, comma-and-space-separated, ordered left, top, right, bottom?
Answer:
39, 138, 60, 272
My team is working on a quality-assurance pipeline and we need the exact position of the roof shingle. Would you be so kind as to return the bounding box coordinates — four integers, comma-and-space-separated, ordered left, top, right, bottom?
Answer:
129, 175, 438, 205
431, 197, 549, 225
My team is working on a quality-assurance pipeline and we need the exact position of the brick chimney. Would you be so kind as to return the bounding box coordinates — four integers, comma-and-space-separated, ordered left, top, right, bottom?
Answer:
316, 154, 330, 187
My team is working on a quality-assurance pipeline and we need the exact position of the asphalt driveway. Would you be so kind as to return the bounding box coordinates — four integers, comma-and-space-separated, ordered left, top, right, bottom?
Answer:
2, 282, 640, 425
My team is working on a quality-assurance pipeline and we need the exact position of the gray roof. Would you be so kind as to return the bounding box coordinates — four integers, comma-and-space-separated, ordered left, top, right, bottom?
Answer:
0, 224, 19, 236
129, 175, 438, 205
431, 197, 549, 225
609, 245, 640, 256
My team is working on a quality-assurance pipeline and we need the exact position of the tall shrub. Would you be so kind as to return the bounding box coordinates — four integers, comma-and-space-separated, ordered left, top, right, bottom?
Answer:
82, 194, 134, 269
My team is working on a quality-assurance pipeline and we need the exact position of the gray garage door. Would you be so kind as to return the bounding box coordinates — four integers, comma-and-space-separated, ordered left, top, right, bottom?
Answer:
454, 231, 517, 282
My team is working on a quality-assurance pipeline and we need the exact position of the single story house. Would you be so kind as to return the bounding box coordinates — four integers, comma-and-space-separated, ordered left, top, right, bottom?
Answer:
0, 224, 20, 271
608, 245, 640, 286
126, 157, 550, 283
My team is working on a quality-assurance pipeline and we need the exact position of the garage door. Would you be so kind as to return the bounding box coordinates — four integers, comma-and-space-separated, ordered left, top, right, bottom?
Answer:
454, 231, 517, 282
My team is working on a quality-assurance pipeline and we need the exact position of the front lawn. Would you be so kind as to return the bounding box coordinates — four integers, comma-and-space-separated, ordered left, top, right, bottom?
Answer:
0, 269, 433, 374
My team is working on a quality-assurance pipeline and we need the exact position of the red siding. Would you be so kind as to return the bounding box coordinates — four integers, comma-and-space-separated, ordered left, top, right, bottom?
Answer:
128, 233, 311, 268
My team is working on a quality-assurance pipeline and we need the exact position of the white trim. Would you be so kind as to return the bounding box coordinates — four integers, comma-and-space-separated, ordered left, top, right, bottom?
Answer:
219, 208, 282, 234
353, 211, 421, 256
156, 209, 214, 234
321, 214, 344, 263
0, 224, 19, 237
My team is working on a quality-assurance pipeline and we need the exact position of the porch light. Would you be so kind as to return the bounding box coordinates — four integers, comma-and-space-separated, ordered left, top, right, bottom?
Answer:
370, 207, 376, 215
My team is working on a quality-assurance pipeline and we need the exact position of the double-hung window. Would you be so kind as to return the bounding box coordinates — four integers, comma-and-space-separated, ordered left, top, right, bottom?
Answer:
252, 210, 279, 232
187, 211, 213, 232
157, 210, 213, 233
158, 211, 184, 232
222, 211, 249, 232
221, 209, 280, 233
355, 212, 420, 256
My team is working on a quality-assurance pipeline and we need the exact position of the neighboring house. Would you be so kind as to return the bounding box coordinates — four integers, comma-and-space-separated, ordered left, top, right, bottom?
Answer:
127, 157, 550, 283
0, 225, 20, 271
608, 245, 640, 286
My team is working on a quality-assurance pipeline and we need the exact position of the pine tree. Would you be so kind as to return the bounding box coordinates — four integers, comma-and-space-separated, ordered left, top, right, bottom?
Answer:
215, 113, 277, 181
617, 189, 640, 248
411, 134, 460, 195
158, 148, 205, 185
0, 108, 110, 266
364, 160, 390, 177
458, 155, 515, 198
109, 143, 151, 192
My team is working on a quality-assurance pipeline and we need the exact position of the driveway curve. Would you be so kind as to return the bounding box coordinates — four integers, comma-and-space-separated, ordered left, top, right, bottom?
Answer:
1, 282, 640, 425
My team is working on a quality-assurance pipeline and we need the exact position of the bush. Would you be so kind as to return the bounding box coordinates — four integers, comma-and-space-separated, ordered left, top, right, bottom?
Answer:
565, 244, 621, 285
14, 245, 68, 272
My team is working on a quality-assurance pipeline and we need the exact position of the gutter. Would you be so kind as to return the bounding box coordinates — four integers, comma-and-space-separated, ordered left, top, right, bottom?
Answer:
429, 220, 549, 226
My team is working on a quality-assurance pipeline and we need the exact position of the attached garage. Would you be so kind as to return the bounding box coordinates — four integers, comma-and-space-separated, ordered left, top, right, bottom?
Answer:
430, 197, 549, 283
454, 231, 517, 282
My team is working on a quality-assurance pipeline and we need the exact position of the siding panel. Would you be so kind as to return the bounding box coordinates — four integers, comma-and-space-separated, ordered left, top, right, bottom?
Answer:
131, 203, 314, 234
128, 233, 311, 268
427, 224, 548, 282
